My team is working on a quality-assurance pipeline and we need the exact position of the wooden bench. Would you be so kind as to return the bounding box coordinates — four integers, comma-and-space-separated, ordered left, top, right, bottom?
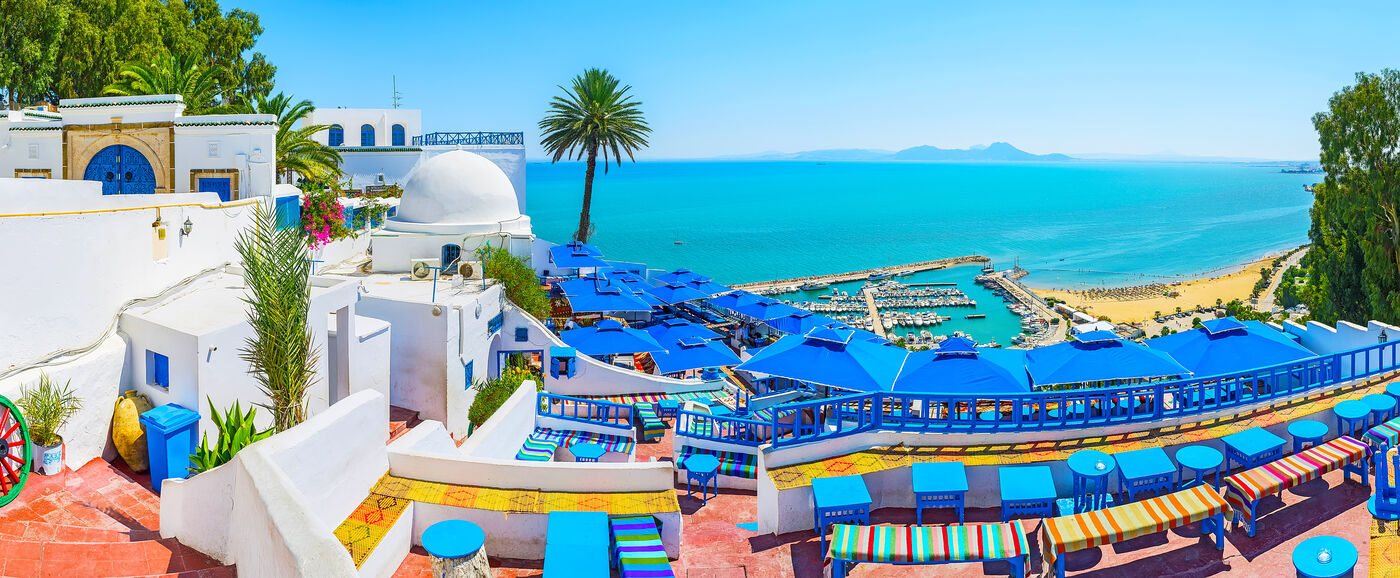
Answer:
827, 521, 1029, 577
1223, 435, 1368, 536
1041, 484, 1228, 578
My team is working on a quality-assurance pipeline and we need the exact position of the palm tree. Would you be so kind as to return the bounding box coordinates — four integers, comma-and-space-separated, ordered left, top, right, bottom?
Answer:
539, 68, 650, 243
220, 92, 341, 183
103, 54, 221, 113
235, 202, 319, 432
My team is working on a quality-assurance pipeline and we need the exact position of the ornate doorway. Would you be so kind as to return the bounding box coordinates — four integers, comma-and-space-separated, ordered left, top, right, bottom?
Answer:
83, 145, 157, 195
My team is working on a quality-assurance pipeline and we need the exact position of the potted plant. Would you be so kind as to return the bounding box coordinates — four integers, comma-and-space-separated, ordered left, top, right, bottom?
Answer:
17, 372, 82, 476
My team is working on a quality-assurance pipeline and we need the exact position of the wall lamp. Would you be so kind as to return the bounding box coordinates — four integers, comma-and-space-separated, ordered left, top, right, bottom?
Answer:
181, 218, 194, 237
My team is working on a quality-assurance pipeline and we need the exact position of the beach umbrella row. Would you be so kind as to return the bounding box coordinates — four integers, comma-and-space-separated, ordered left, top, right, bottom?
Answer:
549, 241, 610, 269
1144, 317, 1317, 377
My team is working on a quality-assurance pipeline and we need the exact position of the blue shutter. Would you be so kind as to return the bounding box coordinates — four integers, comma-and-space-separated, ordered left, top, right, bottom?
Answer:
274, 196, 301, 231
487, 313, 504, 334
464, 361, 474, 388
328, 125, 344, 146
360, 124, 375, 146
147, 351, 170, 389
514, 327, 528, 342
197, 177, 233, 202
392, 124, 406, 146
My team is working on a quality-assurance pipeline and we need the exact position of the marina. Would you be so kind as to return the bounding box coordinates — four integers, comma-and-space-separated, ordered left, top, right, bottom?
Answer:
730, 254, 989, 293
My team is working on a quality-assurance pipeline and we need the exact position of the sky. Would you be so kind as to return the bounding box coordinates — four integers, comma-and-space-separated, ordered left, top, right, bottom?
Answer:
228, 1, 1400, 161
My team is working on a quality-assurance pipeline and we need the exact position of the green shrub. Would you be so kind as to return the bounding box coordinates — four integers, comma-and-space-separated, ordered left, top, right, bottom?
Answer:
476, 244, 550, 319
467, 367, 540, 428
189, 397, 273, 475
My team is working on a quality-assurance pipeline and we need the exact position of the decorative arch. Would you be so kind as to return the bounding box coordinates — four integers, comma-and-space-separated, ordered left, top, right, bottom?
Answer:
69, 133, 171, 193
360, 124, 375, 147
328, 124, 344, 146
83, 144, 156, 194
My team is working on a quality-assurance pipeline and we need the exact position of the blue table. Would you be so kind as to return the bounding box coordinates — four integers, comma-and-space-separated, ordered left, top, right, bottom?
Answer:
911, 461, 968, 524
544, 511, 609, 578
422, 519, 486, 572
658, 399, 680, 419
1335, 400, 1371, 440
683, 454, 720, 505
1222, 427, 1287, 473
1387, 382, 1400, 406
812, 475, 872, 555
1364, 393, 1397, 427
1115, 447, 1175, 502
708, 401, 734, 417
999, 465, 1057, 522
1067, 449, 1116, 514
1291, 535, 1357, 578
1289, 420, 1330, 454
1175, 445, 1223, 489
571, 442, 605, 463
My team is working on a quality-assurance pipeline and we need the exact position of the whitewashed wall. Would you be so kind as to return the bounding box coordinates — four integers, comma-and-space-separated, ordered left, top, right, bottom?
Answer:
0, 336, 127, 470
0, 127, 63, 178
172, 118, 276, 197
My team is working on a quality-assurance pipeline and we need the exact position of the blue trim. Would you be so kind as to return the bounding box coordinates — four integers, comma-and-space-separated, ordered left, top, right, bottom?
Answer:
465, 360, 474, 388
197, 177, 232, 202
360, 124, 375, 146
146, 350, 170, 389
487, 312, 504, 334
514, 327, 529, 342
274, 196, 301, 231
328, 125, 343, 146
391, 124, 405, 146
537, 393, 633, 430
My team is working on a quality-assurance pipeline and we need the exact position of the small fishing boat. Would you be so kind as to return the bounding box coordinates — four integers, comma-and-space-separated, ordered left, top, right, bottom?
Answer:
965, 314, 986, 319
799, 281, 830, 291
867, 271, 892, 281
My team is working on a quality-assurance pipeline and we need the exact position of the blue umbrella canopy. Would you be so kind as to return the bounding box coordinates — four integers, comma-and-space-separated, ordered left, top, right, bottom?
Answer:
1145, 317, 1317, 377
602, 271, 666, 307
560, 319, 668, 355
645, 318, 724, 342
736, 326, 909, 392
643, 281, 711, 305
732, 298, 808, 321
708, 290, 759, 311
1026, 331, 1190, 387
893, 338, 1031, 394
653, 268, 699, 285
764, 311, 840, 335
549, 242, 610, 269
558, 275, 653, 313
650, 336, 742, 374
683, 274, 731, 296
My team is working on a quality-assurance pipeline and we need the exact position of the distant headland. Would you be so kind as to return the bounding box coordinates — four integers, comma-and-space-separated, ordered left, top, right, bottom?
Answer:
714, 142, 1072, 162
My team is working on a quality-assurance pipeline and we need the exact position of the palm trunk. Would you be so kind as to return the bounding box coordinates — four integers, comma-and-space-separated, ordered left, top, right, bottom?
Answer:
575, 145, 598, 242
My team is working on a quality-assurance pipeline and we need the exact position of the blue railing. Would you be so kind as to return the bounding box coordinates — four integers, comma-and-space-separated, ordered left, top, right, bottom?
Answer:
677, 410, 771, 447
770, 339, 1400, 447
537, 393, 633, 431
413, 132, 525, 146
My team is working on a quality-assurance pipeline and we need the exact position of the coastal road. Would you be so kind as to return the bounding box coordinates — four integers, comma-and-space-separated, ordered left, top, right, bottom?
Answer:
1256, 247, 1309, 313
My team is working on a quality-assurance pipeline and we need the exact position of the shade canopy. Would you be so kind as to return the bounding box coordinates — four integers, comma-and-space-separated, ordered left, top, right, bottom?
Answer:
764, 311, 840, 335
645, 318, 724, 343
650, 336, 742, 374
893, 338, 1030, 394
643, 281, 710, 305
1026, 333, 1190, 387
653, 268, 699, 285
1144, 317, 1317, 377
549, 242, 610, 269
736, 326, 909, 392
732, 298, 808, 321
683, 275, 731, 295
558, 275, 653, 313
708, 290, 760, 312
559, 319, 667, 355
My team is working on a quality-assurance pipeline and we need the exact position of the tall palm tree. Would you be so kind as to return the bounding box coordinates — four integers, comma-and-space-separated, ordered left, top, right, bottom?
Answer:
220, 92, 342, 183
539, 68, 650, 243
103, 54, 221, 113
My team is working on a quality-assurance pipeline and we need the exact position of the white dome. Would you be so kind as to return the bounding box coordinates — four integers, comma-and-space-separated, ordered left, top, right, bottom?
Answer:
391, 150, 521, 226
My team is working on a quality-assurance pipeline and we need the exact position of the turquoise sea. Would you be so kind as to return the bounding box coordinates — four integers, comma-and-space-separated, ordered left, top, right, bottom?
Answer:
526, 160, 1318, 343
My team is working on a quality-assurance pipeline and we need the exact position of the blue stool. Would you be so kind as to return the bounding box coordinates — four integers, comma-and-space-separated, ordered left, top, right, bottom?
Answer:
1066, 450, 1115, 514
422, 520, 487, 573
571, 442, 605, 463
1289, 420, 1330, 454
1334, 400, 1370, 440
683, 454, 720, 505
1364, 393, 1397, 428
657, 399, 680, 419
812, 475, 872, 555
1386, 382, 1400, 408
912, 461, 968, 524
999, 465, 1057, 522
1175, 445, 1224, 489
1291, 535, 1356, 578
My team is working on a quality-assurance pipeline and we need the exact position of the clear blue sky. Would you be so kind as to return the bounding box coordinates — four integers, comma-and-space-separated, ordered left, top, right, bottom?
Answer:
229, 1, 1399, 161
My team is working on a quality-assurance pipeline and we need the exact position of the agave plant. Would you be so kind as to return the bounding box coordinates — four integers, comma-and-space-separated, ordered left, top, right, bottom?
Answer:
236, 202, 320, 432
188, 397, 273, 475
16, 372, 82, 447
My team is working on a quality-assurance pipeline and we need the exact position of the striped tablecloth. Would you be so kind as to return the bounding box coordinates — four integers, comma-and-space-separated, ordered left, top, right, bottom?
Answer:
1367, 417, 1400, 446
828, 521, 1029, 564
1223, 435, 1368, 527
1040, 484, 1228, 575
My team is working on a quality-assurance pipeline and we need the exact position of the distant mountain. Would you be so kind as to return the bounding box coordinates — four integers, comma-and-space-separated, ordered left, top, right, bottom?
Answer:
709, 142, 1071, 162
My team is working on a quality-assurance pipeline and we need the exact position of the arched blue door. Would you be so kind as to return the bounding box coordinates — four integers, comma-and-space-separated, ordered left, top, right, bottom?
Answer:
83, 145, 156, 195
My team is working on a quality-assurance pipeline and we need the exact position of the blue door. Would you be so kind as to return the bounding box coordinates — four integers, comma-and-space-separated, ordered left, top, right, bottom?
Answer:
197, 177, 233, 202
83, 145, 156, 195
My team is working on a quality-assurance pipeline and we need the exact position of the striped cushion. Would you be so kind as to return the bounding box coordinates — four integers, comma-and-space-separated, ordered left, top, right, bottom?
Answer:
678, 446, 758, 479
611, 516, 673, 577
1041, 484, 1228, 574
828, 521, 1028, 563
1223, 435, 1368, 526
1368, 418, 1400, 446
636, 403, 666, 440
530, 427, 637, 455
515, 435, 561, 462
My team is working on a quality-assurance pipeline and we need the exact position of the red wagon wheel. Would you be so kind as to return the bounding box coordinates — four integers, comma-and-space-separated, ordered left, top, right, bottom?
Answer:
0, 396, 31, 508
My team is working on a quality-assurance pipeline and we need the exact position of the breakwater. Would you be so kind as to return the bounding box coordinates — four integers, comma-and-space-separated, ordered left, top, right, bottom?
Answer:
730, 255, 990, 292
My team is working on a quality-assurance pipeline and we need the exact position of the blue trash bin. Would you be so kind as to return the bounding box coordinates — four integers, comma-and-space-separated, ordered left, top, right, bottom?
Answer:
139, 404, 200, 494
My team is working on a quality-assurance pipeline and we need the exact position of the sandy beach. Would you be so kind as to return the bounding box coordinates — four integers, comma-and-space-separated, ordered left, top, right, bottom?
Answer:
1030, 254, 1287, 324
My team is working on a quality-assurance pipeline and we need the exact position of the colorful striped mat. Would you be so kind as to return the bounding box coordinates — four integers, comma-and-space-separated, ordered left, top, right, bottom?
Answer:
611, 515, 674, 577
678, 446, 758, 479
1368, 417, 1400, 447
515, 434, 562, 461
636, 403, 666, 441
1223, 435, 1368, 528
828, 521, 1028, 563
580, 389, 732, 407
1040, 484, 1228, 575
335, 473, 679, 568
530, 427, 637, 455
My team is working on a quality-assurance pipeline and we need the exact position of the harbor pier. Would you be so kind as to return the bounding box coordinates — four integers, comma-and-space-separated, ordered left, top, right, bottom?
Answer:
731, 255, 990, 293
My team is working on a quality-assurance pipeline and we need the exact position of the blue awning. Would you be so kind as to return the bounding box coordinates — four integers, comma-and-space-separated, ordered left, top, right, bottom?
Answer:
1026, 333, 1190, 386
645, 318, 723, 343
549, 242, 610, 269
708, 290, 759, 311
560, 319, 667, 355
1145, 317, 1317, 377
894, 343, 1031, 394
736, 326, 909, 392
653, 268, 699, 285
650, 336, 742, 374
763, 311, 840, 335
643, 281, 710, 305
732, 298, 807, 321
558, 275, 653, 313
683, 274, 731, 296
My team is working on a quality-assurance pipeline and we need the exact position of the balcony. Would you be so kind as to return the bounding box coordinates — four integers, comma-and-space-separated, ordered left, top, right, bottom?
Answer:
412, 131, 525, 146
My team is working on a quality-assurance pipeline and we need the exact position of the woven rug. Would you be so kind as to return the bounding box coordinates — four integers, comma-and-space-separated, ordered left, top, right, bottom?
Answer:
334, 473, 680, 568
768, 375, 1397, 491
1374, 517, 1400, 577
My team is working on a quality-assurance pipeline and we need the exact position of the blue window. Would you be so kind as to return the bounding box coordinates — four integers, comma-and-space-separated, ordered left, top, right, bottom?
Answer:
441, 244, 462, 268
146, 350, 170, 389
197, 177, 233, 202
328, 125, 343, 146
274, 195, 301, 231
464, 360, 474, 388
392, 124, 406, 146
343, 205, 357, 229
487, 312, 504, 334
360, 124, 375, 146
514, 327, 529, 342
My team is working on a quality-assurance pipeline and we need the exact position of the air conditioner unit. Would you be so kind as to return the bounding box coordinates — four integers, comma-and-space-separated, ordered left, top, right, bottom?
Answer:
409, 258, 440, 280
459, 260, 484, 280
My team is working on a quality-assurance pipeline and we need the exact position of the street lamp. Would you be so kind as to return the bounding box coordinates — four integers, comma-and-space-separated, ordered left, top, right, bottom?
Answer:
1381, 329, 1389, 344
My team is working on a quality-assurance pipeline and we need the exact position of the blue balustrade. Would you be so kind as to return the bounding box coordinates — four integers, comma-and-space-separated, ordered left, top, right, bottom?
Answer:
412, 132, 526, 146
536, 393, 633, 431
770, 340, 1400, 448
676, 410, 771, 446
